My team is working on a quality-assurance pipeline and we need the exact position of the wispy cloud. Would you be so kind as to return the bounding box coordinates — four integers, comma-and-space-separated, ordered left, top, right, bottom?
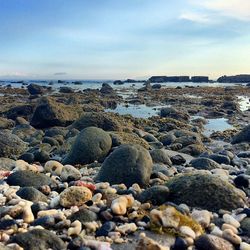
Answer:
54, 72, 67, 75
179, 12, 211, 23
191, 0, 250, 21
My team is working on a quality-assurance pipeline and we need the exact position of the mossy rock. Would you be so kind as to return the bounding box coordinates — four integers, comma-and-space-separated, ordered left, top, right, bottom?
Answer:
166, 173, 246, 212
110, 131, 150, 149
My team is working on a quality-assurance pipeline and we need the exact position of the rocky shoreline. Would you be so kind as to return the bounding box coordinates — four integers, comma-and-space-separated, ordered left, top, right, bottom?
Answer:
1, 82, 250, 250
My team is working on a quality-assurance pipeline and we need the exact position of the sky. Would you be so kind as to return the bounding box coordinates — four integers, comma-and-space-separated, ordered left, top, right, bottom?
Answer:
0, 0, 250, 80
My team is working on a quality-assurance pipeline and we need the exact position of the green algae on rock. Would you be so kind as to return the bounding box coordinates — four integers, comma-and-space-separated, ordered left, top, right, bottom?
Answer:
166, 173, 246, 212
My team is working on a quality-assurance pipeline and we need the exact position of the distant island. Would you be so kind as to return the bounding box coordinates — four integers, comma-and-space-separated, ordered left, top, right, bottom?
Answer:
217, 74, 250, 83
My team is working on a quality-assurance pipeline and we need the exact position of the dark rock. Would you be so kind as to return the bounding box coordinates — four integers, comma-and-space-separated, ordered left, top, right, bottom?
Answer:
30, 97, 81, 128
12, 124, 38, 142
42, 136, 60, 147
27, 84, 46, 95
170, 155, 186, 165
0, 131, 27, 158
179, 144, 206, 156
209, 154, 230, 165
137, 185, 169, 205
159, 134, 176, 146
70, 112, 122, 131
19, 152, 35, 164
16, 187, 47, 202
31, 216, 55, 228
189, 157, 220, 170
113, 80, 124, 85
7, 170, 52, 188
195, 234, 234, 250
166, 173, 246, 212
232, 125, 250, 144
241, 217, 250, 236
63, 127, 112, 165
6, 105, 34, 120
150, 149, 172, 165
234, 175, 249, 188
238, 151, 250, 158
33, 150, 50, 163
152, 84, 162, 89
44, 127, 67, 137
59, 86, 74, 93
173, 237, 188, 250
100, 83, 114, 94
96, 144, 153, 187
9, 229, 66, 250
96, 221, 116, 237
218, 74, 250, 83
191, 76, 209, 82
31, 203, 48, 217
0, 219, 17, 230
69, 208, 98, 224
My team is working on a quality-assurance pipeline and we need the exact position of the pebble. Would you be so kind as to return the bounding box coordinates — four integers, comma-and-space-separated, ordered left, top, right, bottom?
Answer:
111, 195, 134, 215
223, 214, 241, 228
44, 160, 64, 175
240, 242, 250, 250
179, 226, 196, 239
222, 228, 242, 245
59, 186, 92, 208
116, 223, 137, 234
222, 223, 238, 234
68, 220, 82, 236
191, 209, 211, 228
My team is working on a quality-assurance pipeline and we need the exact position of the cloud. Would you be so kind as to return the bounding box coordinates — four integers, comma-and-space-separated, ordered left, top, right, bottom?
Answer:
191, 0, 250, 21
54, 72, 67, 75
179, 12, 211, 23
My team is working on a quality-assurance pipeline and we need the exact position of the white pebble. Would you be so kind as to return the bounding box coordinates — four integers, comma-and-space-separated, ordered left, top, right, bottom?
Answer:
223, 214, 240, 228
222, 229, 242, 245
240, 242, 250, 250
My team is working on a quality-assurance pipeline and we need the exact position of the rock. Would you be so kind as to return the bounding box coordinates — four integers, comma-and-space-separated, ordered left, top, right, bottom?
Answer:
7, 170, 52, 188
222, 229, 241, 245
152, 84, 162, 89
33, 150, 50, 163
191, 210, 211, 228
19, 152, 35, 164
170, 155, 186, 165
175, 135, 202, 147
70, 112, 122, 131
30, 97, 81, 128
173, 237, 188, 250
27, 84, 46, 95
100, 83, 114, 94
60, 165, 81, 181
137, 186, 169, 205
96, 221, 116, 237
5, 104, 34, 120
189, 157, 220, 170
223, 214, 240, 228
179, 144, 206, 156
59, 186, 92, 208
159, 133, 176, 146
59, 86, 74, 93
31, 216, 55, 228
96, 144, 153, 187
0, 131, 27, 158
9, 229, 66, 250
0, 158, 15, 171
209, 154, 230, 165
232, 125, 250, 144
166, 173, 246, 211
160, 107, 190, 121
195, 234, 235, 250
0, 117, 14, 129
150, 149, 172, 165
240, 218, 250, 236
69, 208, 98, 224
16, 187, 47, 203
113, 80, 124, 85
62, 127, 112, 165
234, 175, 249, 188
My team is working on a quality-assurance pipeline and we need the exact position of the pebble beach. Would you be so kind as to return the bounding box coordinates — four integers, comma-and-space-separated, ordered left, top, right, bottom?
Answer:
1, 80, 250, 250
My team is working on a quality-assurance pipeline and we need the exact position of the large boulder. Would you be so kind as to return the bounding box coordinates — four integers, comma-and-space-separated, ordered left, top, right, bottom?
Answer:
166, 173, 246, 211
100, 83, 114, 94
30, 97, 81, 128
70, 112, 122, 131
96, 144, 153, 187
9, 229, 66, 250
5, 104, 34, 120
0, 131, 27, 158
232, 125, 250, 144
62, 127, 112, 165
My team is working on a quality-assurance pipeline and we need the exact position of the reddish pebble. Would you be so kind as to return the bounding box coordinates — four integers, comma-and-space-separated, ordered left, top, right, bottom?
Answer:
74, 180, 96, 191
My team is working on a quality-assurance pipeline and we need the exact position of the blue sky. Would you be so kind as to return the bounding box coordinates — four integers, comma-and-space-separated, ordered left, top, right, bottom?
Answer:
0, 0, 250, 80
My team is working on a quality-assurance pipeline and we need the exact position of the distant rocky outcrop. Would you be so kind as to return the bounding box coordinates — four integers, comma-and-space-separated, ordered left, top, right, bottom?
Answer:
217, 74, 250, 83
148, 75, 208, 83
